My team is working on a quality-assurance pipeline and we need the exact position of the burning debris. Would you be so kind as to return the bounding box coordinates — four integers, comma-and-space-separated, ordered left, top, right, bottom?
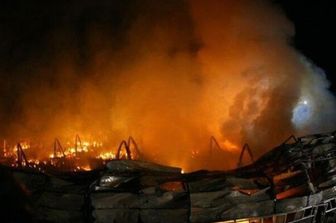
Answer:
1, 131, 336, 223
0, 135, 141, 173
1, 1, 336, 223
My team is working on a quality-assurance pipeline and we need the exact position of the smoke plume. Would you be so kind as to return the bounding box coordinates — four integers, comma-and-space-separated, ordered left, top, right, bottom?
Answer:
0, 0, 335, 171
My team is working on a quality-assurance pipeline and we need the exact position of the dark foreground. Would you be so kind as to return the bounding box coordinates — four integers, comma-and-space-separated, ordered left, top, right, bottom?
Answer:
1, 131, 336, 223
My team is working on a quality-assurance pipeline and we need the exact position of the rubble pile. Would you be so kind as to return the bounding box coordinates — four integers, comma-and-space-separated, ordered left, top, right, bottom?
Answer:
1, 131, 336, 223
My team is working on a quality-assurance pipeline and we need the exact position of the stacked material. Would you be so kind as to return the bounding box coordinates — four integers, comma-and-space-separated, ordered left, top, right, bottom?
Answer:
33, 177, 87, 223
9, 170, 97, 223
91, 160, 188, 223
91, 131, 336, 223
2, 131, 336, 223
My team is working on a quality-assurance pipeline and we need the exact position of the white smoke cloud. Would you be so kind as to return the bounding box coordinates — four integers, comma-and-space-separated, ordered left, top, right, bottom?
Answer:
292, 56, 336, 134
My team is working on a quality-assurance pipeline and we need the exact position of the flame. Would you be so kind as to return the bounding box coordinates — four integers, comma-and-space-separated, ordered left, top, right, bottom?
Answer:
1, 0, 335, 172
0, 137, 112, 171
97, 152, 116, 160
0, 135, 243, 172
222, 139, 239, 152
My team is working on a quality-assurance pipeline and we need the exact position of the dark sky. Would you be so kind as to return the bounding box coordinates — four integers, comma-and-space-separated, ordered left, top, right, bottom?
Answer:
276, 0, 336, 92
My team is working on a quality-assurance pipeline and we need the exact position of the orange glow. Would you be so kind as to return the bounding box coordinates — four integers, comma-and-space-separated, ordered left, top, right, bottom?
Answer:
0, 137, 110, 171
276, 185, 307, 200
81, 165, 92, 171
1, 0, 320, 172
222, 139, 239, 152
97, 152, 116, 160
159, 181, 185, 192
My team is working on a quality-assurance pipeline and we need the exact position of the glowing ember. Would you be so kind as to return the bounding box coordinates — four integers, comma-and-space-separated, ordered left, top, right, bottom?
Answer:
222, 140, 239, 152
97, 152, 116, 160
0, 136, 117, 172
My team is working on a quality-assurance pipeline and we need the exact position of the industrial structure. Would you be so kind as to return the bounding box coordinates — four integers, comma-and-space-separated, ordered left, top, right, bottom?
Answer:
1, 131, 336, 222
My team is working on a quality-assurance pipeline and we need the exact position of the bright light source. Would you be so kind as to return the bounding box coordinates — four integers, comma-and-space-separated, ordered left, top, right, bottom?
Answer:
292, 99, 312, 128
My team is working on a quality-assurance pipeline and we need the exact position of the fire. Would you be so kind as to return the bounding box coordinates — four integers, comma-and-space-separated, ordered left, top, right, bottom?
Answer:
97, 152, 116, 160
0, 0, 335, 174
81, 165, 92, 171
222, 139, 239, 152
0, 134, 250, 172
0, 136, 118, 172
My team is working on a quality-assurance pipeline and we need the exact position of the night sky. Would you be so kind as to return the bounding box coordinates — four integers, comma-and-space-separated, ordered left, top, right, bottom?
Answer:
276, 0, 336, 92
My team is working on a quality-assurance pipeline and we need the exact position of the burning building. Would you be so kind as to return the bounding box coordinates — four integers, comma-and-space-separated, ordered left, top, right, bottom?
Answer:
1, 0, 336, 222
1, 131, 336, 223
0, 0, 335, 171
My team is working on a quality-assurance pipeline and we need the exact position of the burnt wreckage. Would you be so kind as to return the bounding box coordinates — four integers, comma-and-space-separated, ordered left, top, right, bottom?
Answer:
1, 131, 336, 223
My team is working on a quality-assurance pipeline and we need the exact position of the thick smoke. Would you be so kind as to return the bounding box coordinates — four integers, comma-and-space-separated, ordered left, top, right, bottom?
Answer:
0, 0, 335, 171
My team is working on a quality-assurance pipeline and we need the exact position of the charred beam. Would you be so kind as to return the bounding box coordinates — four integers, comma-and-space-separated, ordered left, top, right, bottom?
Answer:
237, 143, 254, 168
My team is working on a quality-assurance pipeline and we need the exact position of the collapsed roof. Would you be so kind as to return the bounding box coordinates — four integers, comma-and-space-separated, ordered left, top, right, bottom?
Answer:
1, 131, 336, 223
